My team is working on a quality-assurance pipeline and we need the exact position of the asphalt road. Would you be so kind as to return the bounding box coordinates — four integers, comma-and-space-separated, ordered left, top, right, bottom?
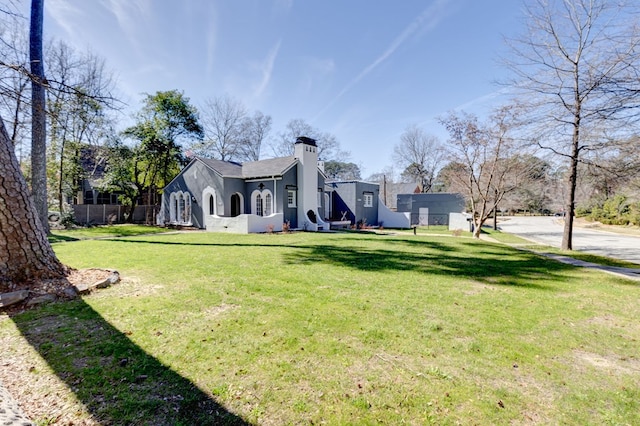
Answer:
497, 216, 640, 264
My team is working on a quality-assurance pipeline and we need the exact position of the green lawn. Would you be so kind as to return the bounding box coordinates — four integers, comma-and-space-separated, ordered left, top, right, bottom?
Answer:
2, 230, 639, 425
48, 224, 169, 242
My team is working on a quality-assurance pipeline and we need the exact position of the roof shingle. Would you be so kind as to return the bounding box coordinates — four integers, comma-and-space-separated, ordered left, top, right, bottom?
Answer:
197, 156, 297, 179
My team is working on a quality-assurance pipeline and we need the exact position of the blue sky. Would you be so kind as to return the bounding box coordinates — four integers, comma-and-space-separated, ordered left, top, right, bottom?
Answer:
40, 0, 524, 176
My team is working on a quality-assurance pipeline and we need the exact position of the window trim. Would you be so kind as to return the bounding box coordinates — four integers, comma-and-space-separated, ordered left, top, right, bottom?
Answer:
363, 192, 374, 208
287, 190, 297, 208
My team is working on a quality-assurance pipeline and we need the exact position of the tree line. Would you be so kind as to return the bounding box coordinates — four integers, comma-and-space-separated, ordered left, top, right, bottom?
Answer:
369, 0, 640, 244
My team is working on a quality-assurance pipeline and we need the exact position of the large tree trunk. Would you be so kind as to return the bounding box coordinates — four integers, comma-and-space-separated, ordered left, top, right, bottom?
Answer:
30, 0, 49, 234
0, 116, 67, 288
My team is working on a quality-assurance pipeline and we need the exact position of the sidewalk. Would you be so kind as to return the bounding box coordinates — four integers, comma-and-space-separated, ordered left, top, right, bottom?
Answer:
539, 252, 640, 281
0, 379, 33, 425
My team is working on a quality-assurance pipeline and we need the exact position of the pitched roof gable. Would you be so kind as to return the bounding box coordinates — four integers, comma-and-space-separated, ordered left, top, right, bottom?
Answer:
196, 156, 297, 179
197, 157, 243, 177
241, 156, 296, 179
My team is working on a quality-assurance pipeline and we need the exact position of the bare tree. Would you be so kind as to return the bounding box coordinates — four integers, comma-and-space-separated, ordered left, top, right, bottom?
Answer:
270, 118, 348, 161
46, 40, 118, 212
236, 110, 272, 162
440, 109, 527, 239
190, 95, 246, 161
393, 125, 444, 193
0, 19, 30, 156
366, 166, 400, 208
504, 0, 640, 249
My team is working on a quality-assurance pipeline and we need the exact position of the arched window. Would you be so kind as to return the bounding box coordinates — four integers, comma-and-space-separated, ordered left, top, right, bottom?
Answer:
169, 191, 192, 225
255, 193, 263, 216
179, 194, 186, 222
209, 195, 215, 215
170, 193, 177, 223
251, 189, 273, 216
184, 194, 191, 222
264, 193, 272, 216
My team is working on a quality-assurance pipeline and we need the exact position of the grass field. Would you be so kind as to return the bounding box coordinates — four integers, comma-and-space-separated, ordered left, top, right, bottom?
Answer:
2, 229, 639, 425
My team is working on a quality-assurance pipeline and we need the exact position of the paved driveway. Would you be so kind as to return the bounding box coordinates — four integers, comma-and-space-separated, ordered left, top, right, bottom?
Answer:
497, 216, 640, 264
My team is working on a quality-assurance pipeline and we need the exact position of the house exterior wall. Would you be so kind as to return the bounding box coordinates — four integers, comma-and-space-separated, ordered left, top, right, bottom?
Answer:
396, 193, 466, 226
317, 171, 326, 222
327, 181, 379, 226
281, 165, 298, 229
222, 177, 245, 216
162, 160, 226, 228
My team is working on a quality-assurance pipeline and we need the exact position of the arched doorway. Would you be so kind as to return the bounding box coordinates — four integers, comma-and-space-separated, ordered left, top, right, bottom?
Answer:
230, 193, 243, 217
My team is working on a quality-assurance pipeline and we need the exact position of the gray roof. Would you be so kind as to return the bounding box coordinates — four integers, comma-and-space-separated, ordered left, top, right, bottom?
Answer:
197, 157, 243, 177
197, 156, 297, 179
242, 156, 296, 178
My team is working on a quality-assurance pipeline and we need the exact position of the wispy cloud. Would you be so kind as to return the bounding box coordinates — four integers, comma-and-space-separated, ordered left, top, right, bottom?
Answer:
205, 26, 217, 78
253, 40, 282, 99
451, 88, 510, 112
314, 0, 455, 120
99, 0, 151, 53
46, 0, 84, 38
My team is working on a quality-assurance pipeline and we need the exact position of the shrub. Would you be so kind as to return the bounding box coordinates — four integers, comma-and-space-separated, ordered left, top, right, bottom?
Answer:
60, 209, 76, 229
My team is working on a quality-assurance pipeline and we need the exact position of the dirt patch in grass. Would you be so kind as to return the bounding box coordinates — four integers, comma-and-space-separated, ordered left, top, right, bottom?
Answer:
574, 351, 640, 375
463, 280, 500, 295
90, 276, 162, 299
204, 303, 240, 318
492, 372, 556, 425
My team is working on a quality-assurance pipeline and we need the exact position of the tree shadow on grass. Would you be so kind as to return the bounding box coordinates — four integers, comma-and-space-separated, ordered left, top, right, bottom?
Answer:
9, 299, 251, 425
72, 235, 576, 290
282, 238, 576, 290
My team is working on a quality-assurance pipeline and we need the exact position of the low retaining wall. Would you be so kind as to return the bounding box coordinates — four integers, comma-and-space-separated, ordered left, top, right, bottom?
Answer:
378, 201, 411, 229
205, 213, 284, 233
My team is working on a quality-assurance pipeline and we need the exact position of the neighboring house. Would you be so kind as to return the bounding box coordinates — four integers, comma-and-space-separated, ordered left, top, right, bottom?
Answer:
71, 145, 139, 225
396, 193, 466, 226
374, 181, 421, 209
76, 145, 119, 205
